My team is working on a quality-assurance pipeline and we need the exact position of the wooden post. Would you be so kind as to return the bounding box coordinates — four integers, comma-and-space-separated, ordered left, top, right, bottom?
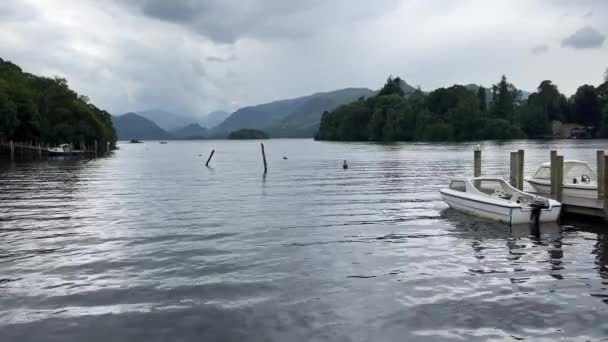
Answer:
205, 149, 215, 167
9, 140, 14, 161
550, 151, 557, 197
106, 141, 110, 153
261, 143, 268, 173
555, 155, 564, 202
474, 150, 481, 177
509, 152, 518, 187
517, 149, 524, 190
94, 140, 98, 157
598, 151, 605, 199
604, 155, 608, 221
38, 143, 42, 158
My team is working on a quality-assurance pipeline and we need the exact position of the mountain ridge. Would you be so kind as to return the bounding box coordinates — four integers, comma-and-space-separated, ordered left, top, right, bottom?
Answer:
112, 113, 172, 140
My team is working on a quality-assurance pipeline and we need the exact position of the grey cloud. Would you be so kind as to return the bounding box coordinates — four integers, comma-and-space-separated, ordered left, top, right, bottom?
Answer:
531, 44, 549, 55
0, 0, 37, 21
206, 55, 238, 63
561, 26, 606, 49
583, 11, 593, 19
116, 0, 400, 43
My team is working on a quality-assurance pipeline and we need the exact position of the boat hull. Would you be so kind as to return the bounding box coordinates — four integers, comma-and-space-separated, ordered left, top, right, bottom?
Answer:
526, 178, 597, 199
48, 151, 83, 156
440, 190, 561, 225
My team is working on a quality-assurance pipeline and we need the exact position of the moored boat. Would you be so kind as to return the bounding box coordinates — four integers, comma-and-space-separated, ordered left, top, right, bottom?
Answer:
440, 177, 561, 225
47, 144, 83, 156
525, 160, 597, 200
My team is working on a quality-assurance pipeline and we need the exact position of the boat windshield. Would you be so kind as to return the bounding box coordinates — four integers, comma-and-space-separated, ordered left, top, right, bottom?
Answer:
473, 179, 510, 195
534, 167, 551, 180
564, 162, 596, 183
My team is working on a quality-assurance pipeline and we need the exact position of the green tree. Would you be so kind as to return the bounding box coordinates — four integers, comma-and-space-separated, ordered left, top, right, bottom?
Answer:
491, 75, 520, 123
0, 85, 19, 139
0, 58, 116, 146
477, 86, 487, 111
378, 76, 405, 97
573, 84, 602, 128
535, 80, 565, 121
518, 100, 551, 137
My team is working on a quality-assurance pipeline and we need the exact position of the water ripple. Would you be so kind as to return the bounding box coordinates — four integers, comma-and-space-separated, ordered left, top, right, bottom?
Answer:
1, 139, 608, 341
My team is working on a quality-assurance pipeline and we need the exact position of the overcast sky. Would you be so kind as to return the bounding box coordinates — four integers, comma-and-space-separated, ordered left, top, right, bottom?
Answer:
1, 0, 606, 117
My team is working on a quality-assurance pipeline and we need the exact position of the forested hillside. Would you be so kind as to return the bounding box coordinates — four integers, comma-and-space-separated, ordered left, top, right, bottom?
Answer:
317, 74, 608, 141
0, 58, 116, 145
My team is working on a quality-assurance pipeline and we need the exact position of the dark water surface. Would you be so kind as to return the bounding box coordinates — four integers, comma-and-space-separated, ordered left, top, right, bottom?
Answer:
1, 139, 608, 341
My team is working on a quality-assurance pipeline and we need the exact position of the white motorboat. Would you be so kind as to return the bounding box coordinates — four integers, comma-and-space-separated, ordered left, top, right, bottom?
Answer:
48, 144, 83, 156
525, 160, 598, 200
440, 177, 561, 225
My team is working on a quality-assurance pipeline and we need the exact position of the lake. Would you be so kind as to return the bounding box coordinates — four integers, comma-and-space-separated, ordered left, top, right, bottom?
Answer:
1, 139, 608, 341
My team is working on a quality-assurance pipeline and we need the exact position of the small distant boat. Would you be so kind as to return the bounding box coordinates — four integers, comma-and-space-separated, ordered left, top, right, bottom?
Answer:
48, 144, 83, 157
160, 141, 168, 144
526, 160, 597, 200
129, 139, 143, 143
440, 177, 561, 225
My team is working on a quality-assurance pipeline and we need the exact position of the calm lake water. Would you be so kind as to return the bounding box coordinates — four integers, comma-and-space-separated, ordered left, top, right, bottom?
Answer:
1, 139, 608, 341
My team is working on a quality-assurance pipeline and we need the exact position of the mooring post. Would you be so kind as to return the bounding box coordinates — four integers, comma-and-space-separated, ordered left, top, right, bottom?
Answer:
9, 140, 14, 161
517, 149, 524, 190
474, 150, 481, 177
106, 141, 110, 153
598, 151, 605, 199
38, 143, 42, 158
604, 155, 608, 221
94, 140, 98, 157
550, 151, 557, 197
509, 152, 518, 188
205, 149, 215, 167
556, 155, 564, 202
261, 143, 268, 173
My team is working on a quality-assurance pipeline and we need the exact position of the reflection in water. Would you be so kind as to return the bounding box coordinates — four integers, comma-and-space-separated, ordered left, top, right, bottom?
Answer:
594, 233, 608, 280
1, 139, 608, 341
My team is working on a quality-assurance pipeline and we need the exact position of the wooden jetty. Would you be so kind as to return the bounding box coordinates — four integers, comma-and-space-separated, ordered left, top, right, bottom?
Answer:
474, 149, 608, 221
0, 140, 110, 161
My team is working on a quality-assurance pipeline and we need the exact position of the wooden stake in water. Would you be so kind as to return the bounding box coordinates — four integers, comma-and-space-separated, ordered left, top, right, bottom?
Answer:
9, 140, 14, 161
94, 140, 98, 157
598, 151, 605, 199
206, 149, 215, 167
261, 143, 267, 173
604, 155, 608, 221
509, 152, 518, 188
555, 155, 564, 202
474, 150, 481, 177
517, 149, 524, 190
550, 151, 557, 198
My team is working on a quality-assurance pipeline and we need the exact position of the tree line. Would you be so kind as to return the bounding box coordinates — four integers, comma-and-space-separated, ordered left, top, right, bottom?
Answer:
0, 58, 116, 146
316, 71, 608, 141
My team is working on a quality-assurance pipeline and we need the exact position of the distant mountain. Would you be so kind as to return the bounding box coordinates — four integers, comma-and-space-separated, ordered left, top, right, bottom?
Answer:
398, 79, 416, 95
112, 113, 171, 140
172, 123, 207, 139
137, 110, 196, 132
200, 111, 231, 129
212, 87, 375, 138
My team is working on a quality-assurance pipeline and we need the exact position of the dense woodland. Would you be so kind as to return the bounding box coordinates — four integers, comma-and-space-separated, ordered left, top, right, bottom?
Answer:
227, 128, 269, 140
0, 58, 116, 146
317, 71, 608, 141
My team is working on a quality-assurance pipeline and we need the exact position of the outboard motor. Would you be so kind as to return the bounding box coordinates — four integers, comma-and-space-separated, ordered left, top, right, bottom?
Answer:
529, 197, 550, 226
